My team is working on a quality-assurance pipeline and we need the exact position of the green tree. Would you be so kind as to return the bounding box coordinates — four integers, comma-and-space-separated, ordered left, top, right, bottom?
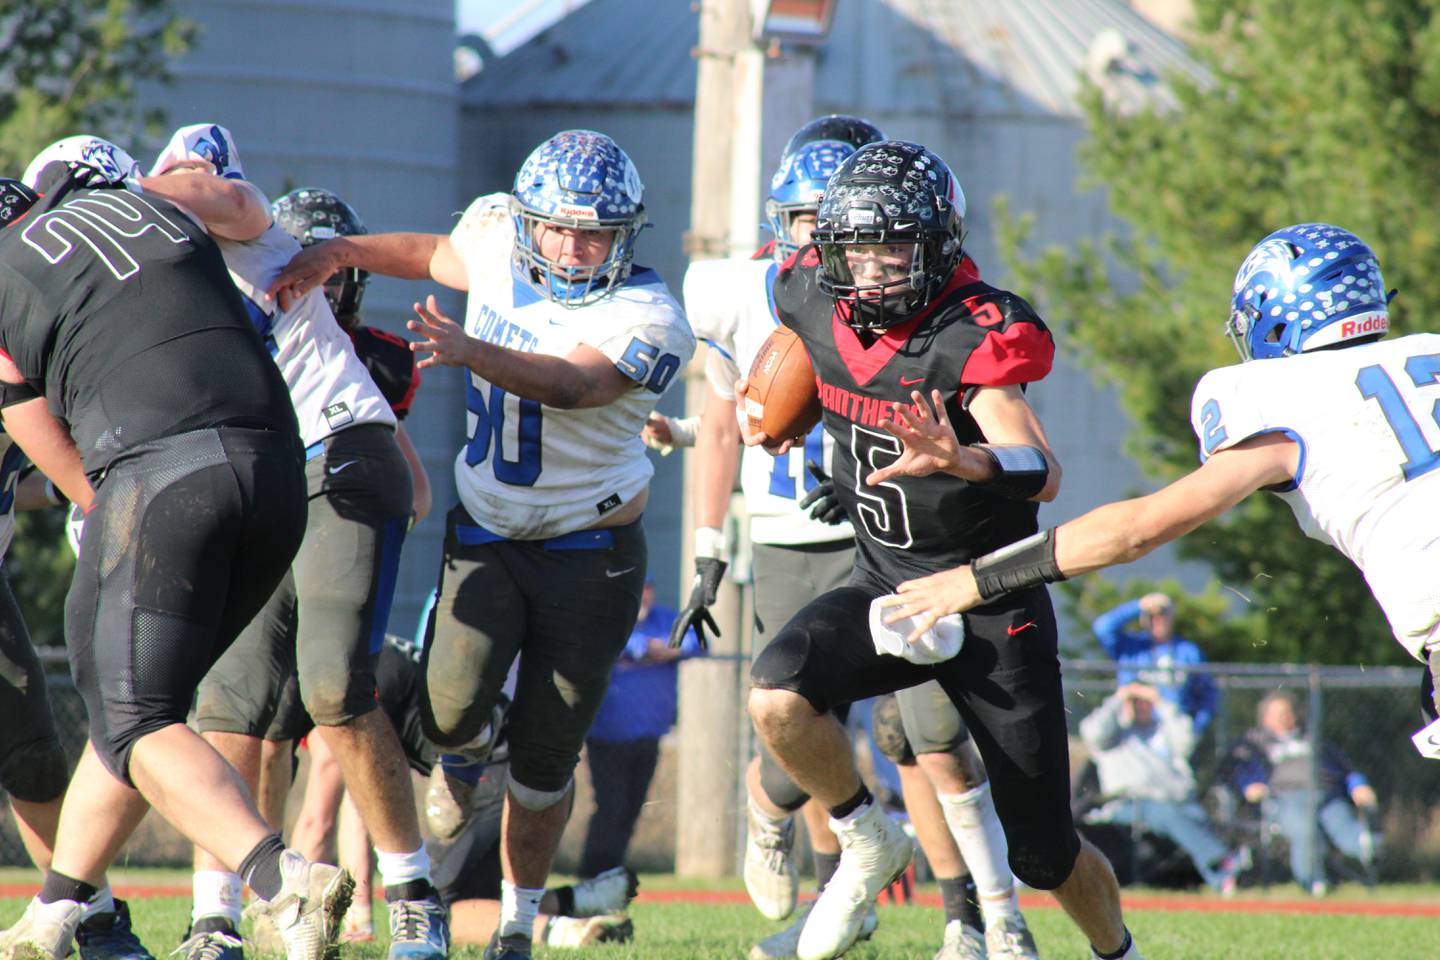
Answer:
0, 2, 193, 647
0, 2, 195, 172
999, 0, 1440, 665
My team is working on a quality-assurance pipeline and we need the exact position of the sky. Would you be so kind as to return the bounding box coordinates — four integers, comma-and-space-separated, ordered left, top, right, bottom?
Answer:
457, 0, 591, 55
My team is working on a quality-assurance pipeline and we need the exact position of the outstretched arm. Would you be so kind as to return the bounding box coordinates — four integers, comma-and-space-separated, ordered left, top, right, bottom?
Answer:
268, 233, 470, 309
137, 172, 271, 242
407, 295, 632, 409
877, 433, 1299, 641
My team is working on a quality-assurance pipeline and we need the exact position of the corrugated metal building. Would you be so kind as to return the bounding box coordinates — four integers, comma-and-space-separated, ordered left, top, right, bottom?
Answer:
138, 0, 462, 635
462, 0, 1210, 631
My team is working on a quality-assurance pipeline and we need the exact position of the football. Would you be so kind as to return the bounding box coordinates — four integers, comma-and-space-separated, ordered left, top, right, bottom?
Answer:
745, 326, 822, 442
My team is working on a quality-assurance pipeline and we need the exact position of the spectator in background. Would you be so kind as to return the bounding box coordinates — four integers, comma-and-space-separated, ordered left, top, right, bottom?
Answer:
1092, 593, 1219, 736
578, 582, 699, 879
1079, 683, 1244, 894
1225, 690, 1377, 895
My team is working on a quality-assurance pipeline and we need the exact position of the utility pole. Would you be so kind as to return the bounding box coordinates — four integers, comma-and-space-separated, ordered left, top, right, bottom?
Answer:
675, 0, 826, 877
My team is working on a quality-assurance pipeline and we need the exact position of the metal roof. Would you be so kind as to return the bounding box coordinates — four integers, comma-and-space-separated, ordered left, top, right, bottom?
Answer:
462, 0, 1203, 117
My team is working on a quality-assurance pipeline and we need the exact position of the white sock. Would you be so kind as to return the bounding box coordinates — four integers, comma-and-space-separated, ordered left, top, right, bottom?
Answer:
748, 794, 789, 827
937, 783, 1019, 922
498, 880, 546, 941
192, 871, 243, 927
81, 886, 114, 921
376, 844, 430, 889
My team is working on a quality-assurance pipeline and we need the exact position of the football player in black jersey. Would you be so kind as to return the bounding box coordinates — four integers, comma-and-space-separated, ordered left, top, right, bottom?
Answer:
0, 143, 350, 960
739, 141, 1142, 960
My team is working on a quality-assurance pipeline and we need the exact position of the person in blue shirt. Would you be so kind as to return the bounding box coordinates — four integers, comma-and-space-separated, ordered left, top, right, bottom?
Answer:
579, 582, 702, 878
1091, 593, 1219, 736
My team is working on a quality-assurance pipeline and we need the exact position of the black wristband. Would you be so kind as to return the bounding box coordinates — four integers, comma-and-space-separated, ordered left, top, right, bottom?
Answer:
971, 528, 1066, 602
973, 443, 1049, 500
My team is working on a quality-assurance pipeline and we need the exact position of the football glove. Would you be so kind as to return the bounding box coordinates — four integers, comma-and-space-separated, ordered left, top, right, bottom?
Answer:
670, 557, 727, 649
799, 460, 846, 525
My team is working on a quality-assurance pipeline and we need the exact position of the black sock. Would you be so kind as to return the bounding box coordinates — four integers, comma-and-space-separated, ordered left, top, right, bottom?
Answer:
191, 916, 236, 937
827, 785, 872, 821
939, 875, 983, 931
239, 834, 287, 902
384, 879, 433, 903
551, 885, 575, 918
1094, 928, 1132, 960
39, 872, 98, 905
813, 852, 841, 892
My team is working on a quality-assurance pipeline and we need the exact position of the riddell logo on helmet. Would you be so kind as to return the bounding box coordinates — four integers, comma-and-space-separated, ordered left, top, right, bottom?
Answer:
1341, 315, 1388, 338
557, 204, 598, 220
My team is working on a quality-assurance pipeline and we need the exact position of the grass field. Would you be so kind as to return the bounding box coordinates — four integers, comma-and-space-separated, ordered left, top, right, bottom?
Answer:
0, 873, 1430, 960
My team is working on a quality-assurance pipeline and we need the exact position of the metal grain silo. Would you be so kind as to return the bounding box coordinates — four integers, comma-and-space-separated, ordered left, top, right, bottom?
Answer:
138, 0, 462, 635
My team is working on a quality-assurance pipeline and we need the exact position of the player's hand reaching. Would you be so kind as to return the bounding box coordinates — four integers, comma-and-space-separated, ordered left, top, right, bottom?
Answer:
670, 557, 728, 649
869, 389, 991, 485
408, 295, 476, 370
269, 238, 347, 311
875, 564, 982, 643
734, 378, 795, 455
798, 460, 846, 525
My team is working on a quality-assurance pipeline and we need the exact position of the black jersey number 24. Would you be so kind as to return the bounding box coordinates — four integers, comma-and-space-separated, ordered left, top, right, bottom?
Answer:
850, 425, 914, 548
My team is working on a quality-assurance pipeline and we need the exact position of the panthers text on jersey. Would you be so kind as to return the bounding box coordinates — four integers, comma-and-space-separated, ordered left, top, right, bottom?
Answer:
217, 214, 395, 447
448, 194, 695, 540
683, 255, 852, 546
1191, 332, 1440, 658
774, 249, 1055, 586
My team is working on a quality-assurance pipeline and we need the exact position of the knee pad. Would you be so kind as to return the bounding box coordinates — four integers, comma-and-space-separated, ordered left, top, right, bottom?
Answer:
1009, 835, 1080, 891
750, 631, 813, 691
757, 747, 810, 813
869, 694, 915, 765
508, 775, 574, 811
0, 738, 69, 803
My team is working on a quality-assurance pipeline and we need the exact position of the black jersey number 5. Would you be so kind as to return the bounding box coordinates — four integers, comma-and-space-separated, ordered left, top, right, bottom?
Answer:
850, 425, 914, 548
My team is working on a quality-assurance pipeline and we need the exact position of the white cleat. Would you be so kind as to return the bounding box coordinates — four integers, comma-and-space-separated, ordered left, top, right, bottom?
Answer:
0, 898, 85, 960
744, 798, 799, 922
933, 920, 986, 960
570, 866, 639, 917
543, 915, 632, 948
750, 904, 877, 960
247, 851, 353, 960
796, 804, 913, 960
985, 914, 1039, 960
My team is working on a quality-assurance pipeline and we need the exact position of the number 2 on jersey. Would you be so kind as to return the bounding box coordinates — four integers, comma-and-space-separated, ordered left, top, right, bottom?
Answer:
465, 382, 542, 486
1355, 352, 1440, 481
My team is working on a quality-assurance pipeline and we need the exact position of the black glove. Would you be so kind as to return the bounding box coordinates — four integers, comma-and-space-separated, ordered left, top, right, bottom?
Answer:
670, 557, 727, 649
799, 460, 846, 525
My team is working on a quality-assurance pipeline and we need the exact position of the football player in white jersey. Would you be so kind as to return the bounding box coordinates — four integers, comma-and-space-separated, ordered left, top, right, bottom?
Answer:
270, 129, 694, 960
142, 124, 446, 960
880, 222, 1440, 729
675, 118, 1037, 960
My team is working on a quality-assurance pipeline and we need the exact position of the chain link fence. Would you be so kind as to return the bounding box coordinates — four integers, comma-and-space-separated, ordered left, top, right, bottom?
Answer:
5, 649, 1438, 890
1064, 660, 1440, 890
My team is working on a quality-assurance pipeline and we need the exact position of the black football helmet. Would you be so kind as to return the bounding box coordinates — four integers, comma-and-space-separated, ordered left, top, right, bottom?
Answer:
0, 179, 38, 230
272, 187, 369, 325
782, 115, 885, 158
811, 140, 966, 331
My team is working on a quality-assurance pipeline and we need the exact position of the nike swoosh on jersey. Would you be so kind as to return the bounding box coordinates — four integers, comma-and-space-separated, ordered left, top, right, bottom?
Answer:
327, 460, 357, 475
1006, 620, 1037, 636
899, 375, 925, 387
605, 566, 637, 578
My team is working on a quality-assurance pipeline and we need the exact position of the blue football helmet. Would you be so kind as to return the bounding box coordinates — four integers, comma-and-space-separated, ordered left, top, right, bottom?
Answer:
767, 116, 885, 258
511, 130, 646, 307
1227, 223, 1391, 361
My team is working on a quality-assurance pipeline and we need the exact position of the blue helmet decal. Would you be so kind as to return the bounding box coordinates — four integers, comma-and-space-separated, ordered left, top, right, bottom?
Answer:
510, 130, 647, 307
152, 123, 246, 180
22, 136, 140, 189
1227, 223, 1389, 361
766, 139, 858, 257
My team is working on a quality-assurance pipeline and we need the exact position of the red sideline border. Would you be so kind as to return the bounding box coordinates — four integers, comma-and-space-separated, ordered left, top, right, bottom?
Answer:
2, 884, 1434, 918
